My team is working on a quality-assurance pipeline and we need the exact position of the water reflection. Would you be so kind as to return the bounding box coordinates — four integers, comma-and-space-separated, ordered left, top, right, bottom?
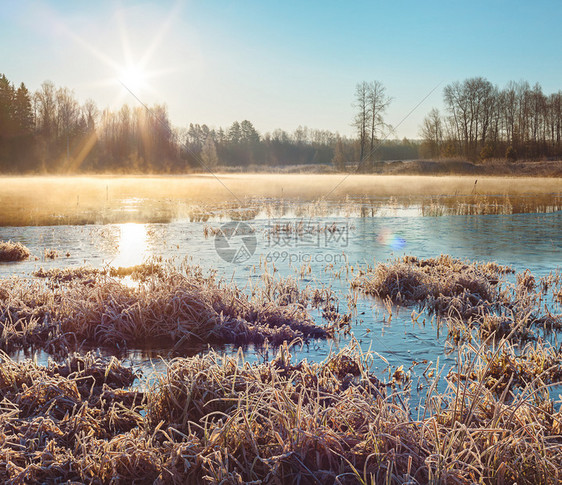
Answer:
0, 192, 560, 227
111, 223, 149, 268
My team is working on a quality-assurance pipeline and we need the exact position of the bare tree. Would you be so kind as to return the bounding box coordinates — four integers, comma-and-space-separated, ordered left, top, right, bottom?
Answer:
444, 77, 495, 159
367, 81, 391, 162
353, 82, 369, 163
201, 135, 219, 169
82, 99, 99, 130
55, 86, 80, 141
353, 80, 391, 170
34, 81, 56, 138
419, 108, 443, 158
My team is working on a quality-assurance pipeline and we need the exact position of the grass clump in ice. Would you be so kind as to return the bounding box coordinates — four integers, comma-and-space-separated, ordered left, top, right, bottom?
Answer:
0, 241, 30, 262
352, 255, 561, 343
1, 261, 336, 356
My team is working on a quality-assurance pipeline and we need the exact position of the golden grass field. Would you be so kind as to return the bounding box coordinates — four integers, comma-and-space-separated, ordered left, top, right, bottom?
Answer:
0, 174, 560, 225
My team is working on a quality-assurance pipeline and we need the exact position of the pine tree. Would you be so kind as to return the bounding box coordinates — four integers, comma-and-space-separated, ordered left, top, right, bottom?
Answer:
0, 74, 16, 170
12, 83, 36, 171
240, 120, 260, 144
228, 121, 242, 144
14, 83, 34, 136
0, 74, 15, 137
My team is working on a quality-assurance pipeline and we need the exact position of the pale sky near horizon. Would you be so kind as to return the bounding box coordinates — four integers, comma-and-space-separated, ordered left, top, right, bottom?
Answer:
2, 0, 561, 139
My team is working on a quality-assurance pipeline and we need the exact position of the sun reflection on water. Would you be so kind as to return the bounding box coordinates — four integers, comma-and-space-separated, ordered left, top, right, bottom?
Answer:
111, 223, 149, 268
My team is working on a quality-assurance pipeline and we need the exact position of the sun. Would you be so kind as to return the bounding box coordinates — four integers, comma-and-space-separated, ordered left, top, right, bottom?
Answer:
118, 65, 147, 93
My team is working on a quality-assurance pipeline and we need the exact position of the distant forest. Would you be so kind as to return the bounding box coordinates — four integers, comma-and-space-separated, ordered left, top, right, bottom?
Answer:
419, 77, 562, 161
0, 73, 415, 174
0, 73, 560, 174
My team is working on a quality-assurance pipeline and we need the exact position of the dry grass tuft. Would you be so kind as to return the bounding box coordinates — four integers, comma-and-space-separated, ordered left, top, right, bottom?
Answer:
352, 254, 511, 309
33, 266, 102, 282
43, 248, 58, 260
449, 339, 562, 394
2, 342, 561, 483
108, 262, 165, 280
0, 241, 30, 262
1, 262, 336, 356
0, 351, 143, 483
352, 255, 561, 343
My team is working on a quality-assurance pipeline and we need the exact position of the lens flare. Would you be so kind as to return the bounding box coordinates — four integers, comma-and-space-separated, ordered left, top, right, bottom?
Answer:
376, 227, 406, 250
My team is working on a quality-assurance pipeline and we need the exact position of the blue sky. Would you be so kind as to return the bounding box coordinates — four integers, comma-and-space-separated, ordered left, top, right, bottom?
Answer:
2, 0, 561, 138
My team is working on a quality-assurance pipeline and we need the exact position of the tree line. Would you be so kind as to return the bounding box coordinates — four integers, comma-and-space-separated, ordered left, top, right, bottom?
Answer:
419, 77, 562, 161
2, 73, 561, 174
0, 73, 421, 174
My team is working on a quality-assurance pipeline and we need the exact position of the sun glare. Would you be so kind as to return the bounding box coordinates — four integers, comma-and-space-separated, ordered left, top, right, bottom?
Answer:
112, 223, 149, 269
119, 65, 147, 93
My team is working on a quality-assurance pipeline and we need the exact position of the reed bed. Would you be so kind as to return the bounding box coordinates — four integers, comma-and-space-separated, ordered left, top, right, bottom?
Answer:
0, 241, 30, 262
0, 262, 337, 356
1, 341, 561, 483
352, 255, 562, 343
33, 266, 103, 282
420, 193, 562, 216
351, 254, 512, 309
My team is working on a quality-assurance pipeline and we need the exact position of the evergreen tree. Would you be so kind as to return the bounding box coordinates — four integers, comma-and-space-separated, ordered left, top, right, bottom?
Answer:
228, 121, 241, 143
14, 83, 34, 136
240, 120, 259, 144
0, 74, 16, 170
13, 83, 36, 171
